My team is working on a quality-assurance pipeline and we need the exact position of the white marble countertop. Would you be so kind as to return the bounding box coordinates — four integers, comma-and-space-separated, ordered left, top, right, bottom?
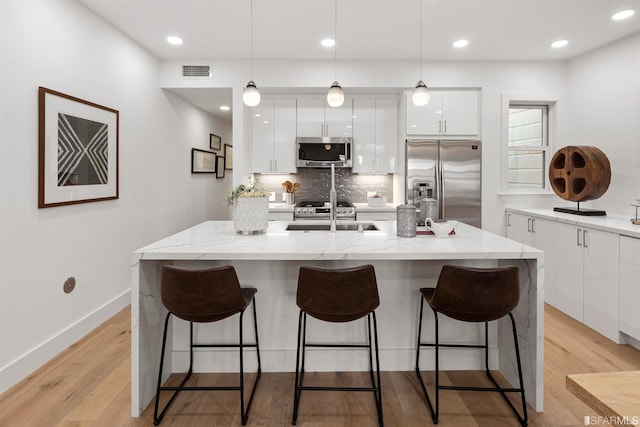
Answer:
134, 220, 543, 261
132, 219, 545, 414
506, 208, 640, 239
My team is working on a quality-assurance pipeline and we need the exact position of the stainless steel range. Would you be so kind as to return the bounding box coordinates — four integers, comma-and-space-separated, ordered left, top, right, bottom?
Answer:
294, 200, 356, 220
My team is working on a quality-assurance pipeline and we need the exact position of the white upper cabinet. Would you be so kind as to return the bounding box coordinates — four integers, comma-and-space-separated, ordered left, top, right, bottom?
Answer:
251, 98, 297, 173
353, 99, 397, 174
405, 90, 479, 137
297, 98, 353, 137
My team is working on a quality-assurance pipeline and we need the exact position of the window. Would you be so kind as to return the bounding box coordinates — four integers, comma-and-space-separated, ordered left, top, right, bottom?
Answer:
507, 105, 549, 190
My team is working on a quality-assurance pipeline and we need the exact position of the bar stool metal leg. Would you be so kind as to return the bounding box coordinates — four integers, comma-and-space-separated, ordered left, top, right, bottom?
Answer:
415, 298, 528, 426
153, 301, 262, 426
292, 310, 384, 426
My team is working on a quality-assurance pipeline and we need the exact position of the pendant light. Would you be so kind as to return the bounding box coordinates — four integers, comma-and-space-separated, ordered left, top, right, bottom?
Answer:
326, 0, 344, 108
243, 0, 261, 107
412, 0, 430, 106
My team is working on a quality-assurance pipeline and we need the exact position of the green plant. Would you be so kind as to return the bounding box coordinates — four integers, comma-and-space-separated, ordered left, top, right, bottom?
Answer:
226, 176, 270, 206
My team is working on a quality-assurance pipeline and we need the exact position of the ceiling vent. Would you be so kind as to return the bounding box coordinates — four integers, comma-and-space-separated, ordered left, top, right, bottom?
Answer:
182, 65, 212, 78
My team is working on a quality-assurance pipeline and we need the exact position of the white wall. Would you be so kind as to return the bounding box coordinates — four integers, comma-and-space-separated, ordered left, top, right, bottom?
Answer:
565, 32, 640, 215
0, 0, 231, 392
160, 58, 567, 233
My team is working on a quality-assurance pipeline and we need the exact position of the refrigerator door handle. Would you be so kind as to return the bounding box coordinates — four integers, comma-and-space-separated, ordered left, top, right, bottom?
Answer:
438, 149, 444, 219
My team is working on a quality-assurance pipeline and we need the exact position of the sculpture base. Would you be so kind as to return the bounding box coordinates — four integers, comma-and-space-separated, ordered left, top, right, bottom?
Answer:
553, 207, 606, 216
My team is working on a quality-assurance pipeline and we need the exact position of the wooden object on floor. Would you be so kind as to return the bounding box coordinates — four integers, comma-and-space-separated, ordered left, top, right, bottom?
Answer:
566, 371, 640, 419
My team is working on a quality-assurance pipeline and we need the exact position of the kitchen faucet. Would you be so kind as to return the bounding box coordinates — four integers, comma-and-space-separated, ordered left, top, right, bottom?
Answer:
330, 164, 337, 232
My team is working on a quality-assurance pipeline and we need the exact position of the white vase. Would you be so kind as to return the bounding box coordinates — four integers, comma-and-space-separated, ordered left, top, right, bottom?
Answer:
233, 197, 269, 234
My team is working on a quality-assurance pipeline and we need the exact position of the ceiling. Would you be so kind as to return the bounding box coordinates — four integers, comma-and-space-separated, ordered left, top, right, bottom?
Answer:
78, 0, 640, 120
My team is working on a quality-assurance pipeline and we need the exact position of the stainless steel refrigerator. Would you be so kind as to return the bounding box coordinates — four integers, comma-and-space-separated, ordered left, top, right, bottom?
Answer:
405, 139, 481, 228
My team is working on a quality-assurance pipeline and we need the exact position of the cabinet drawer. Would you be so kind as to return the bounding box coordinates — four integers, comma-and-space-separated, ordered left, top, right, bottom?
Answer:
620, 236, 640, 264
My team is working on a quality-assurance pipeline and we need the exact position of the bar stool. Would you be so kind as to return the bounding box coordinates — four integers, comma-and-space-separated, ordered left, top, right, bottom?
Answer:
415, 264, 528, 426
292, 264, 383, 426
153, 265, 261, 426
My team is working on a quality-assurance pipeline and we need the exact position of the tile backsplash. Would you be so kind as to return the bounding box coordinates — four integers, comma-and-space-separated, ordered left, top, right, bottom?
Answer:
257, 170, 393, 203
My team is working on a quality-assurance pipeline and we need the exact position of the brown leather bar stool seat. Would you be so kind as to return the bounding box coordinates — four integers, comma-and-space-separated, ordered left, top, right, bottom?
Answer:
415, 264, 528, 426
153, 265, 261, 426
293, 264, 383, 426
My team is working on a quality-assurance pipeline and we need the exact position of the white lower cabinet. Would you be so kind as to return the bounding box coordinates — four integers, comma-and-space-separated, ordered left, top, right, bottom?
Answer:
553, 222, 620, 342
357, 210, 396, 221
268, 211, 293, 221
619, 236, 640, 341
505, 212, 556, 305
506, 209, 624, 343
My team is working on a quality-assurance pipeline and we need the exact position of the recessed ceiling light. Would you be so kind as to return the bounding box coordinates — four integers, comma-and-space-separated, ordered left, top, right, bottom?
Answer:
453, 39, 469, 48
551, 39, 569, 48
612, 9, 635, 21
166, 36, 183, 45
219, 105, 230, 111
321, 38, 335, 47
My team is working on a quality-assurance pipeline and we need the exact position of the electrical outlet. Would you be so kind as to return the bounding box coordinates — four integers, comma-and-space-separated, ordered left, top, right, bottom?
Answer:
269, 191, 276, 202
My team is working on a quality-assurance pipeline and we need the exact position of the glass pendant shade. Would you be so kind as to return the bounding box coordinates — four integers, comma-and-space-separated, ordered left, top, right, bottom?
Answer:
412, 80, 430, 106
327, 81, 344, 108
242, 81, 261, 107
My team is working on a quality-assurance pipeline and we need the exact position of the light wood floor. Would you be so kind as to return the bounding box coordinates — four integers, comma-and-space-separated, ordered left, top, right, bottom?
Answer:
1, 304, 639, 427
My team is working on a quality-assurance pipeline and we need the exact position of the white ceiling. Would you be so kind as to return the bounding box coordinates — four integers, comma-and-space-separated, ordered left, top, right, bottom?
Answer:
78, 0, 640, 119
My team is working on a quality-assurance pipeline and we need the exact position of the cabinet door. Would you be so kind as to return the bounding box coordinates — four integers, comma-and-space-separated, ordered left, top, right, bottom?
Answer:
530, 218, 556, 306
505, 212, 532, 244
273, 99, 297, 173
405, 92, 442, 135
352, 99, 376, 173
375, 99, 397, 173
554, 222, 584, 322
583, 228, 620, 342
296, 98, 324, 137
441, 91, 479, 136
620, 236, 640, 340
325, 99, 353, 137
251, 100, 275, 173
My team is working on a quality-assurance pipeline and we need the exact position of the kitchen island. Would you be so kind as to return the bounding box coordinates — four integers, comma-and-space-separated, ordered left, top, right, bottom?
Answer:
131, 220, 544, 416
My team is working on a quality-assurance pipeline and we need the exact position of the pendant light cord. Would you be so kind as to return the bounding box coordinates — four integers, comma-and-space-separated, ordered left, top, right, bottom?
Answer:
418, 0, 422, 80
334, 0, 338, 81
250, 0, 254, 78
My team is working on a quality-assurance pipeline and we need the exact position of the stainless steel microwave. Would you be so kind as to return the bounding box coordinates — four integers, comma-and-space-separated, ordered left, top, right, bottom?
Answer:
296, 137, 353, 168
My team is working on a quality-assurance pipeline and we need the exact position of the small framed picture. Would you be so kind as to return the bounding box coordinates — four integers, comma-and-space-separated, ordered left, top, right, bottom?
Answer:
216, 155, 225, 178
224, 144, 233, 170
191, 148, 216, 173
209, 133, 221, 151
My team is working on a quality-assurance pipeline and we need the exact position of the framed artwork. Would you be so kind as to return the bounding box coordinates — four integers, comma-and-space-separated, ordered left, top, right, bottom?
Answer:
216, 155, 225, 178
224, 144, 233, 170
209, 133, 221, 151
191, 148, 216, 173
38, 87, 119, 208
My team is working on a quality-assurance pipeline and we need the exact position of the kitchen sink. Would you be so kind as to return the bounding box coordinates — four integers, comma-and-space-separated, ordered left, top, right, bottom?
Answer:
286, 223, 379, 231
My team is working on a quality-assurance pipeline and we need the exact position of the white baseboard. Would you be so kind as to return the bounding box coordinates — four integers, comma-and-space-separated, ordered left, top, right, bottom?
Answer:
0, 289, 130, 394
